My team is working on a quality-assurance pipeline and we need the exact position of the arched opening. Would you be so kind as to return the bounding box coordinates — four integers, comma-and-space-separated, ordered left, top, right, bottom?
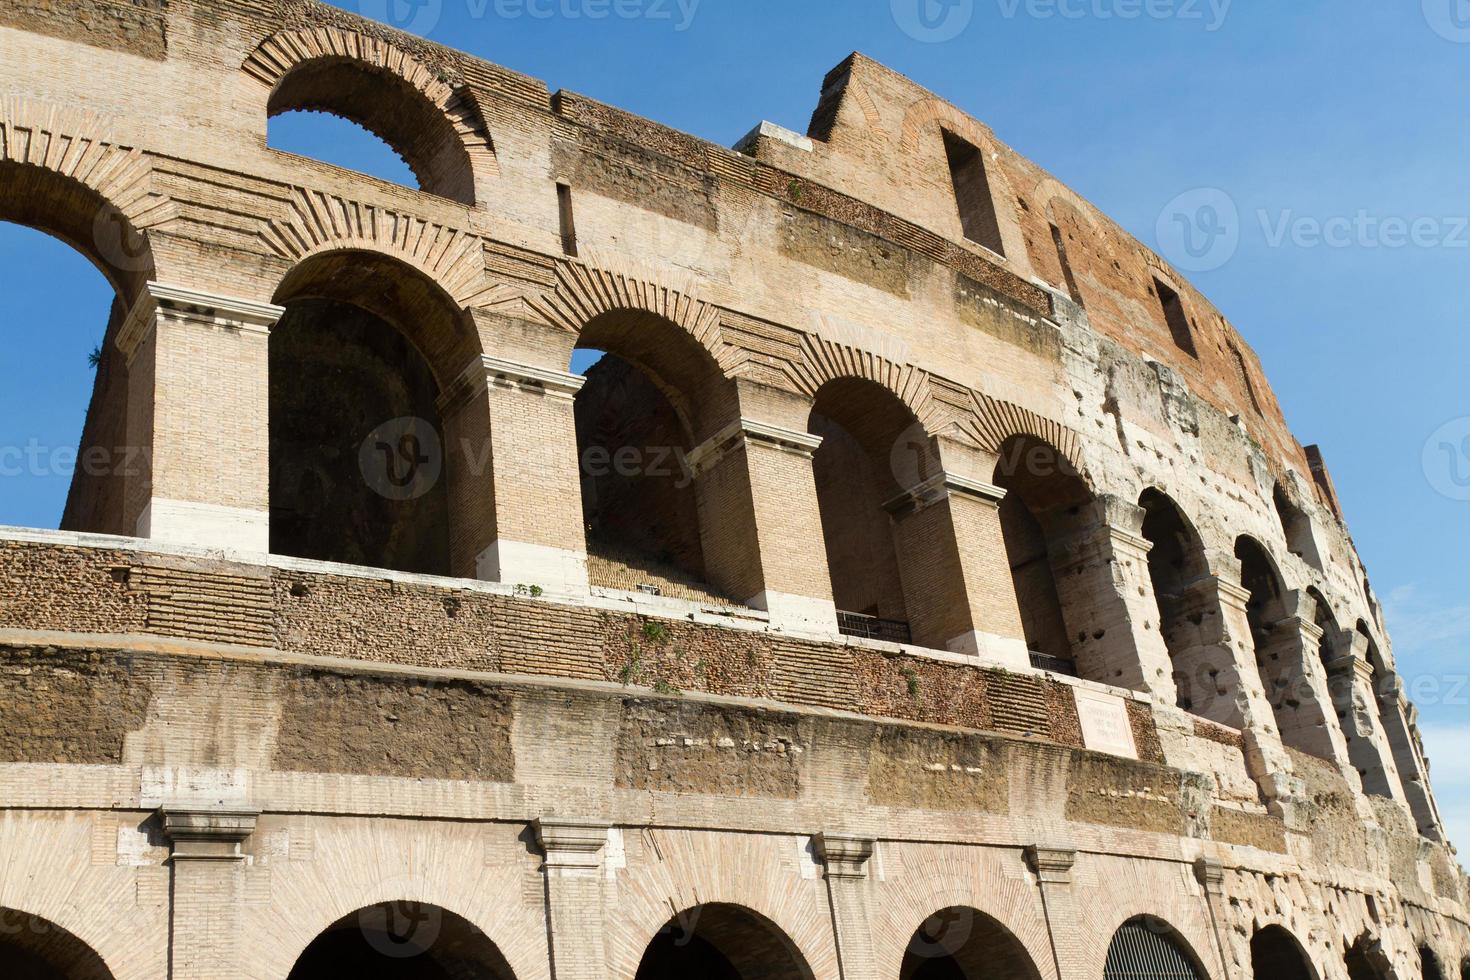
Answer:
265, 57, 480, 204
1458, 956, 1468, 980
1274, 481, 1323, 571
1139, 488, 1210, 710
269, 251, 481, 576
992, 435, 1095, 675
269, 110, 420, 190
0, 908, 115, 979
898, 906, 1043, 980
1311, 592, 1389, 797
286, 901, 515, 979
1236, 535, 1319, 753
1344, 936, 1389, 980
1104, 916, 1209, 980
1422, 946, 1446, 980
0, 162, 156, 537
1251, 925, 1316, 980
573, 311, 738, 603
633, 903, 813, 980
809, 377, 948, 646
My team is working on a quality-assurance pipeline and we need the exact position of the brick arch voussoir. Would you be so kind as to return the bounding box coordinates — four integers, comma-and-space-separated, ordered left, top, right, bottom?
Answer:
527, 261, 742, 375
259, 186, 493, 311
969, 390, 1084, 468
788, 333, 936, 425
243, 26, 498, 178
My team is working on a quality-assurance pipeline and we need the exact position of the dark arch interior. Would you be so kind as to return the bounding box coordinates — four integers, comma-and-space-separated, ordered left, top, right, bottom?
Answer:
1274, 481, 1323, 571
1344, 937, 1388, 980
269, 58, 478, 204
1104, 917, 1207, 980
1251, 925, 1315, 980
898, 906, 1042, 980
268, 297, 449, 574
633, 903, 812, 980
286, 901, 514, 980
993, 435, 1094, 673
809, 377, 939, 642
1423, 946, 1446, 980
0, 908, 115, 980
1139, 488, 1209, 709
1236, 535, 1302, 736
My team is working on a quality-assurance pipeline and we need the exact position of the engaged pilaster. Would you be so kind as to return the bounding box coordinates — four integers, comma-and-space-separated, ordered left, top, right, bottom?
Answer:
439, 354, 589, 591
116, 284, 283, 553
534, 817, 611, 980
1023, 846, 1085, 980
160, 807, 259, 980
814, 833, 878, 980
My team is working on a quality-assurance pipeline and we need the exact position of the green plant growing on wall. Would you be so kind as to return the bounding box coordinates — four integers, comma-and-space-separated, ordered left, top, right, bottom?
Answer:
900, 666, 921, 699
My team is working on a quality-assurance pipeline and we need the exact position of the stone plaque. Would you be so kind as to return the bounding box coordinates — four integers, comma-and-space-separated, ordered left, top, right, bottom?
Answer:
1074, 690, 1138, 760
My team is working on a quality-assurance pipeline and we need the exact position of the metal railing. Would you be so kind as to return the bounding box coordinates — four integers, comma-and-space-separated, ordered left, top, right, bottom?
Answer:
837, 610, 912, 645
1028, 651, 1078, 676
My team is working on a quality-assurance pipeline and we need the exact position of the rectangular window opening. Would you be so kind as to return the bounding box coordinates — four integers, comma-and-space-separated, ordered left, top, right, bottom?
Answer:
556, 183, 578, 257
1229, 342, 1262, 415
942, 130, 1005, 255
1154, 278, 1198, 358
1049, 223, 1083, 307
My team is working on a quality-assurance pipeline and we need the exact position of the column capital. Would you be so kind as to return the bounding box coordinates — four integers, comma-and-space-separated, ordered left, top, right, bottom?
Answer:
685, 418, 824, 476
1326, 652, 1375, 683
441, 354, 586, 411
117, 283, 284, 360
534, 817, 611, 872
881, 472, 1007, 516
159, 806, 259, 861
1193, 856, 1226, 896
1025, 845, 1076, 885
814, 833, 875, 879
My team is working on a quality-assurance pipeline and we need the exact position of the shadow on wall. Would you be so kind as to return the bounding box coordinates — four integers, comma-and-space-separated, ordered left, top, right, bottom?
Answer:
285, 902, 515, 980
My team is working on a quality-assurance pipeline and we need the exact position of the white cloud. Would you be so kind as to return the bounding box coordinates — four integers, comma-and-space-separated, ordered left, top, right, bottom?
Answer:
1418, 722, 1470, 862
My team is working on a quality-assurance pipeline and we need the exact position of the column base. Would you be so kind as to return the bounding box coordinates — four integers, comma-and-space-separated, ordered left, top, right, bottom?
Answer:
477, 539, 589, 595
748, 591, 839, 633
945, 630, 1031, 669
135, 499, 268, 554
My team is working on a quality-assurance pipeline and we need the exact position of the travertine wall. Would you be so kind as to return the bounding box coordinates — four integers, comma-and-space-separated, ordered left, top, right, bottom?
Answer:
0, 0, 1463, 976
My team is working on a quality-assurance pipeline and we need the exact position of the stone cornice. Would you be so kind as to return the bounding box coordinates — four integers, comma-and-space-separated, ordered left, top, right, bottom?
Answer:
881, 472, 1007, 516
534, 817, 611, 872
1025, 845, 1076, 885
116, 283, 285, 361
440, 354, 587, 412
686, 418, 824, 477
159, 806, 259, 861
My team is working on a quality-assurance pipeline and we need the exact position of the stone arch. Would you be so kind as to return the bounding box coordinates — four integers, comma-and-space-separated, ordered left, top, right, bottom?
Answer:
1423, 945, 1447, 980
966, 389, 1083, 465
0, 907, 116, 980
632, 903, 814, 980
1344, 934, 1394, 980
1103, 915, 1212, 980
269, 247, 489, 576
532, 262, 741, 379
259, 188, 492, 311
789, 331, 936, 429
244, 27, 496, 202
1235, 535, 1306, 744
992, 433, 1098, 675
1138, 488, 1212, 710
1251, 924, 1319, 980
898, 906, 1044, 980
284, 901, 518, 980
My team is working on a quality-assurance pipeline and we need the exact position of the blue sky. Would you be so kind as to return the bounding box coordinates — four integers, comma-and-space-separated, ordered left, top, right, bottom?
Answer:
4, 0, 1468, 849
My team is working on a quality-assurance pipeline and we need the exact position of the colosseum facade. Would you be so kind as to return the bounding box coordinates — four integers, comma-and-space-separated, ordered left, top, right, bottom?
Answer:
0, 2, 1464, 978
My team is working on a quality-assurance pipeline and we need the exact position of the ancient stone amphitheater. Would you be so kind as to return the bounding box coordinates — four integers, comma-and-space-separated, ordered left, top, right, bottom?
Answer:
0, 2, 1464, 978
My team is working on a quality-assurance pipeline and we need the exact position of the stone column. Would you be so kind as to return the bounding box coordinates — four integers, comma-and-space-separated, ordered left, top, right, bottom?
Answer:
1167, 565, 1295, 804
1193, 858, 1241, 980
1324, 634, 1405, 801
160, 807, 259, 980
1025, 846, 1084, 980
882, 472, 1029, 666
534, 817, 610, 980
439, 355, 589, 592
116, 284, 283, 553
814, 833, 877, 980
1376, 675, 1444, 839
1253, 592, 1354, 770
686, 418, 838, 632
1047, 496, 1176, 698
